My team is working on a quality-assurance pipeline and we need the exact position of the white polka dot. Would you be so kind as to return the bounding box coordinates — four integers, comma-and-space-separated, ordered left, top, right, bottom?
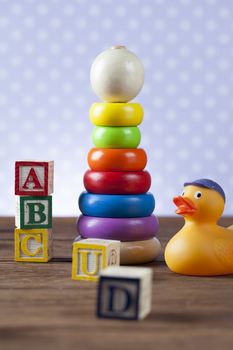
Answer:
217, 111, 229, 122
101, 19, 113, 30
152, 97, 164, 108
49, 69, 61, 80
10, 81, 22, 92
192, 84, 204, 95
24, 43, 36, 54
89, 5, 100, 17
205, 97, 216, 108
167, 6, 178, 18
192, 58, 204, 70
193, 6, 205, 18
166, 32, 178, 43
218, 59, 230, 70
192, 32, 204, 44
50, 18, 62, 28
154, 19, 165, 30
166, 58, 177, 69
219, 8, 230, 19
205, 123, 215, 134
63, 30, 74, 41
0, 17, 9, 27
37, 30, 49, 41
206, 20, 217, 31
179, 71, 190, 82
179, 46, 191, 57
11, 30, 22, 40
205, 46, 216, 57
22, 95, 34, 106
23, 69, 35, 80
180, 20, 191, 31
116, 6, 126, 17
141, 6, 152, 17
11, 4, 23, 15
50, 43, 62, 55
37, 4, 49, 15
153, 45, 165, 56
153, 71, 164, 82
166, 84, 177, 95
63, 5, 74, 16
11, 56, 22, 67
48, 95, 60, 106
218, 85, 229, 96
178, 97, 190, 108
178, 123, 190, 134
219, 33, 230, 44
204, 72, 217, 83
140, 31, 152, 43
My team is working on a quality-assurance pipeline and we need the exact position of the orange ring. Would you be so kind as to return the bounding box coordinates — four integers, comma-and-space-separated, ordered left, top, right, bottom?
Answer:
88, 148, 147, 171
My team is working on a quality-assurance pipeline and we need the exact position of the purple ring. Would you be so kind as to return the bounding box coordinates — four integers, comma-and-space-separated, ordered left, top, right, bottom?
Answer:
76, 215, 159, 242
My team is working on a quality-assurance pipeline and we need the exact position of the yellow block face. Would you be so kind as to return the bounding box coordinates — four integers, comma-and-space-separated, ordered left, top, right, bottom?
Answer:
15, 228, 52, 262
72, 243, 107, 281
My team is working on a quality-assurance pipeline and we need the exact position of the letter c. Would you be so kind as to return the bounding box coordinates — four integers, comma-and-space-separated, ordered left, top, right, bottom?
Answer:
21, 234, 42, 257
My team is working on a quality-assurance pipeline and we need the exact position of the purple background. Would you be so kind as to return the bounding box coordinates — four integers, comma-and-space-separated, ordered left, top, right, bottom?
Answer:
0, 0, 232, 216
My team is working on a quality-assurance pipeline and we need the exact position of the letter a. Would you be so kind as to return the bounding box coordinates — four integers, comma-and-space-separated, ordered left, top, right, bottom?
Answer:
22, 168, 43, 190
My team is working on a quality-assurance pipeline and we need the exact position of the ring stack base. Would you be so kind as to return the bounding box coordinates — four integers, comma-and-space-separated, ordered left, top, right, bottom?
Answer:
120, 237, 161, 265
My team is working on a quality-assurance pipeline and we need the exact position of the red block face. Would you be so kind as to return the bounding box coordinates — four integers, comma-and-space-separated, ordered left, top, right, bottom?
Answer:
15, 161, 54, 196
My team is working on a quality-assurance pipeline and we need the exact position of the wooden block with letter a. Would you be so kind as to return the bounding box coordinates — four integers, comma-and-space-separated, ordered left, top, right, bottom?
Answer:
15, 228, 53, 262
72, 238, 120, 282
15, 160, 54, 196
15, 195, 52, 229
97, 266, 152, 320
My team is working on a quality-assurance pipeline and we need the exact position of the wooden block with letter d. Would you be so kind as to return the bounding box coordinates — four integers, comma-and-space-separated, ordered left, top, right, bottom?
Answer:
72, 238, 120, 282
15, 228, 53, 262
97, 266, 152, 320
15, 195, 52, 229
15, 160, 54, 196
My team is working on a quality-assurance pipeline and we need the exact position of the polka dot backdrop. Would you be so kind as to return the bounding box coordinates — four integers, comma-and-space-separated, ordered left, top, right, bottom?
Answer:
0, 0, 233, 215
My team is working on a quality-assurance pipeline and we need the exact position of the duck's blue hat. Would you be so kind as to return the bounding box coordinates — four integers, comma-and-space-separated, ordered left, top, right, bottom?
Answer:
184, 178, 226, 202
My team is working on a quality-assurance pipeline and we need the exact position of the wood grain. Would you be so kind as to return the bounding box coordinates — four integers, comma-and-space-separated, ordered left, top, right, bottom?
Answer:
0, 217, 233, 350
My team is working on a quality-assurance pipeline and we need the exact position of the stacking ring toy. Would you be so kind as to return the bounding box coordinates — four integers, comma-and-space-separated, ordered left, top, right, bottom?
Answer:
88, 148, 147, 171
120, 237, 161, 265
89, 102, 143, 126
79, 192, 155, 218
83, 170, 151, 194
77, 215, 159, 241
92, 126, 141, 149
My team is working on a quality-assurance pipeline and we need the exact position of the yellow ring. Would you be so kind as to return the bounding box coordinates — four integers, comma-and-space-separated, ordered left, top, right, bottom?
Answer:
89, 102, 144, 126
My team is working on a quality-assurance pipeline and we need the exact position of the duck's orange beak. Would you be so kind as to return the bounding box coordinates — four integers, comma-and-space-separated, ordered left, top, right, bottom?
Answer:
173, 196, 197, 216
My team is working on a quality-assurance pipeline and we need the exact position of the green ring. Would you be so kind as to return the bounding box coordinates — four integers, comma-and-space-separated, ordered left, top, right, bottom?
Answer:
92, 126, 141, 148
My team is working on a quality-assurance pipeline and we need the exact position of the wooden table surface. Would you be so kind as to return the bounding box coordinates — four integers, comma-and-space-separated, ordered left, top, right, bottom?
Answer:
1, 217, 233, 350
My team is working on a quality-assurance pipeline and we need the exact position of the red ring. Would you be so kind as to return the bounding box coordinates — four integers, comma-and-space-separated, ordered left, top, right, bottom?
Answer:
83, 170, 151, 194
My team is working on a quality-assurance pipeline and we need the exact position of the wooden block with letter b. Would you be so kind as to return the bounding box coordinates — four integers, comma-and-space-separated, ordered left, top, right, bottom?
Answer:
72, 238, 120, 282
15, 195, 52, 229
15, 160, 54, 196
14, 228, 53, 262
97, 266, 152, 320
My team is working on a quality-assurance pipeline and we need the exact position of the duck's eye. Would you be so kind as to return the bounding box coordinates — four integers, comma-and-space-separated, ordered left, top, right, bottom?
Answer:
181, 191, 185, 196
194, 191, 202, 199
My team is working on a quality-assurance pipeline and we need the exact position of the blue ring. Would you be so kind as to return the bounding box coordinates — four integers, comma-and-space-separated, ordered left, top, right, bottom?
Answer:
78, 192, 155, 218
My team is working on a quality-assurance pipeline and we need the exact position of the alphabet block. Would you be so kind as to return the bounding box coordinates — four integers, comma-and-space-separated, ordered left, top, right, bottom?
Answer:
15, 228, 53, 262
72, 238, 120, 281
15, 161, 54, 196
15, 195, 52, 229
97, 266, 152, 320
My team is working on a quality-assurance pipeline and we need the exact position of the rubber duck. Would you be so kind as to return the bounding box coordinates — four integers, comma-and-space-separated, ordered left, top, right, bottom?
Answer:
165, 179, 233, 276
